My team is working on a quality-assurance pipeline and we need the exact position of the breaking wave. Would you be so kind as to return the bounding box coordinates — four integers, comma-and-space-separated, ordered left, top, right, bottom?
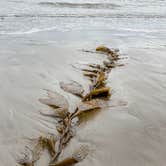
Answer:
38, 2, 121, 9
0, 27, 58, 35
1, 13, 166, 19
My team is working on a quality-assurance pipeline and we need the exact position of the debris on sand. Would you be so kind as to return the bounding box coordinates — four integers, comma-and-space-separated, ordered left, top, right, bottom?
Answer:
51, 145, 89, 166
96, 45, 119, 60
96, 45, 112, 54
60, 81, 84, 98
18, 135, 57, 166
71, 99, 103, 118
39, 90, 69, 110
18, 45, 126, 166
84, 87, 111, 101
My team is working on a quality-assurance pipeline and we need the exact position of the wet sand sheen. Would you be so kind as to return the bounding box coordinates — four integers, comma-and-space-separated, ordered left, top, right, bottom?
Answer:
0, 34, 166, 166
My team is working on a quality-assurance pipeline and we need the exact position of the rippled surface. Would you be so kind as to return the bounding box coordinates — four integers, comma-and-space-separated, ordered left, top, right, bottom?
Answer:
0, 0, 166, 166
0, 0, 166, 34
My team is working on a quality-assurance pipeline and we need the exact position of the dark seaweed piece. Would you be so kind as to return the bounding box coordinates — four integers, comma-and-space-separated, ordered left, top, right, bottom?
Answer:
71, 99, 103, 118
18, 134, 57, 166
50, 158, 78, 166
103, 60, 124, 68
81, 68, 99, 73
60, 81, 84, 98
96, 45, 119, 60
50, 145, 89, 166
92, 70, 106, 89
88, 64, 101, 69
103, 60, 115, 68
83, 71, 97, 78
84, 87, 111, 101
96, 45, 112, 54
50, 115, 73, 164
43, 135, 57, 157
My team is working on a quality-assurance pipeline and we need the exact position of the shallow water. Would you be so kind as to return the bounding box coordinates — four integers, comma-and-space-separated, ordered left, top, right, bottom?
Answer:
0, 0, 166, 166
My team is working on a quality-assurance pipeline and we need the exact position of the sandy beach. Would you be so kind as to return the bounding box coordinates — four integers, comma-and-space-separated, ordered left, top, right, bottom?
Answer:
0, 30, 166, 166
1, 0, 166, 165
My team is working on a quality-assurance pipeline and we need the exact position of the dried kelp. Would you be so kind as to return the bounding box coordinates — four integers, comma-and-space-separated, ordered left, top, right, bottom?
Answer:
84, 87, 111, 101
18, 135, 57, 166
49, 114, 74, 165
96, 45, 119, 60
81, 68, 99, 73
96, 45, 112, 54
60, 81, 84, 98
39, 90, 69, 110
83, 72, 97, 79
87, 63, 101, 69
71, 99, 104, 118
92, 70, 106, 89
18, 45, 126, 166
103, 60, 115, 68
51, 145, 89, 166
39, 90, 70, 119
51, 158, 77, 166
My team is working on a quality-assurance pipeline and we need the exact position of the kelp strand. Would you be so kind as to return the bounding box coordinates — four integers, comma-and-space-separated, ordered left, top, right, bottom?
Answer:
17, 45, 126, 166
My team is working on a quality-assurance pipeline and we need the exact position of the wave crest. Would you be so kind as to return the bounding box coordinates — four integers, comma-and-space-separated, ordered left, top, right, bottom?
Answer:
38, 2, 120, 9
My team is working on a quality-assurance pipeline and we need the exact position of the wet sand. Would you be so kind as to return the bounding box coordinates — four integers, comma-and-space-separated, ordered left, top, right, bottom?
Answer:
0, 31, 166, 166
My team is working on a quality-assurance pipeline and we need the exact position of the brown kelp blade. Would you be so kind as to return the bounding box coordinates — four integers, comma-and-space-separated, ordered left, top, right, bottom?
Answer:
96, 70, 105, 83
81, 68, 99, 74
44, 135, 57, 157
50, 145, 89, 166
72, 99, 104, 118
39, 90, 69, 109
103, 60, 115, 68
96, 45, 119, 60
83, 72, 97, 79
17, 137, 46, 166
46, 89, 69, 109
18, 159, 34, 166
96, 45, 111, 54
88, 63, 101, 69
50, 158, 78, 166
92, 70, 106, 88
60, 81, 84, 98
32, 135, 57, 159
84, 87, 111, 100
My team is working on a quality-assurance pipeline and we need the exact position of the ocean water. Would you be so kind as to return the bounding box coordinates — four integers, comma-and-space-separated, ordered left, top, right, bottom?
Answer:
0, 0, 166, 35
0, 1, 166, 166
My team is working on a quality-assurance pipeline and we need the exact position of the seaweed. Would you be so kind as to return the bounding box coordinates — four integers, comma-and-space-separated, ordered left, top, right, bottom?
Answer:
92, 70, 106, 89
71, 99, 102, 118
96, 45, 119, 60
96, 45, 112, 54
18, 135, 57, 166
60, 81, 84, 98
51, 145, 89, 166
83, 72, 97, 80
39, 90, 69, 110
51, 158, 78, 166
17, 45, 126, 166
